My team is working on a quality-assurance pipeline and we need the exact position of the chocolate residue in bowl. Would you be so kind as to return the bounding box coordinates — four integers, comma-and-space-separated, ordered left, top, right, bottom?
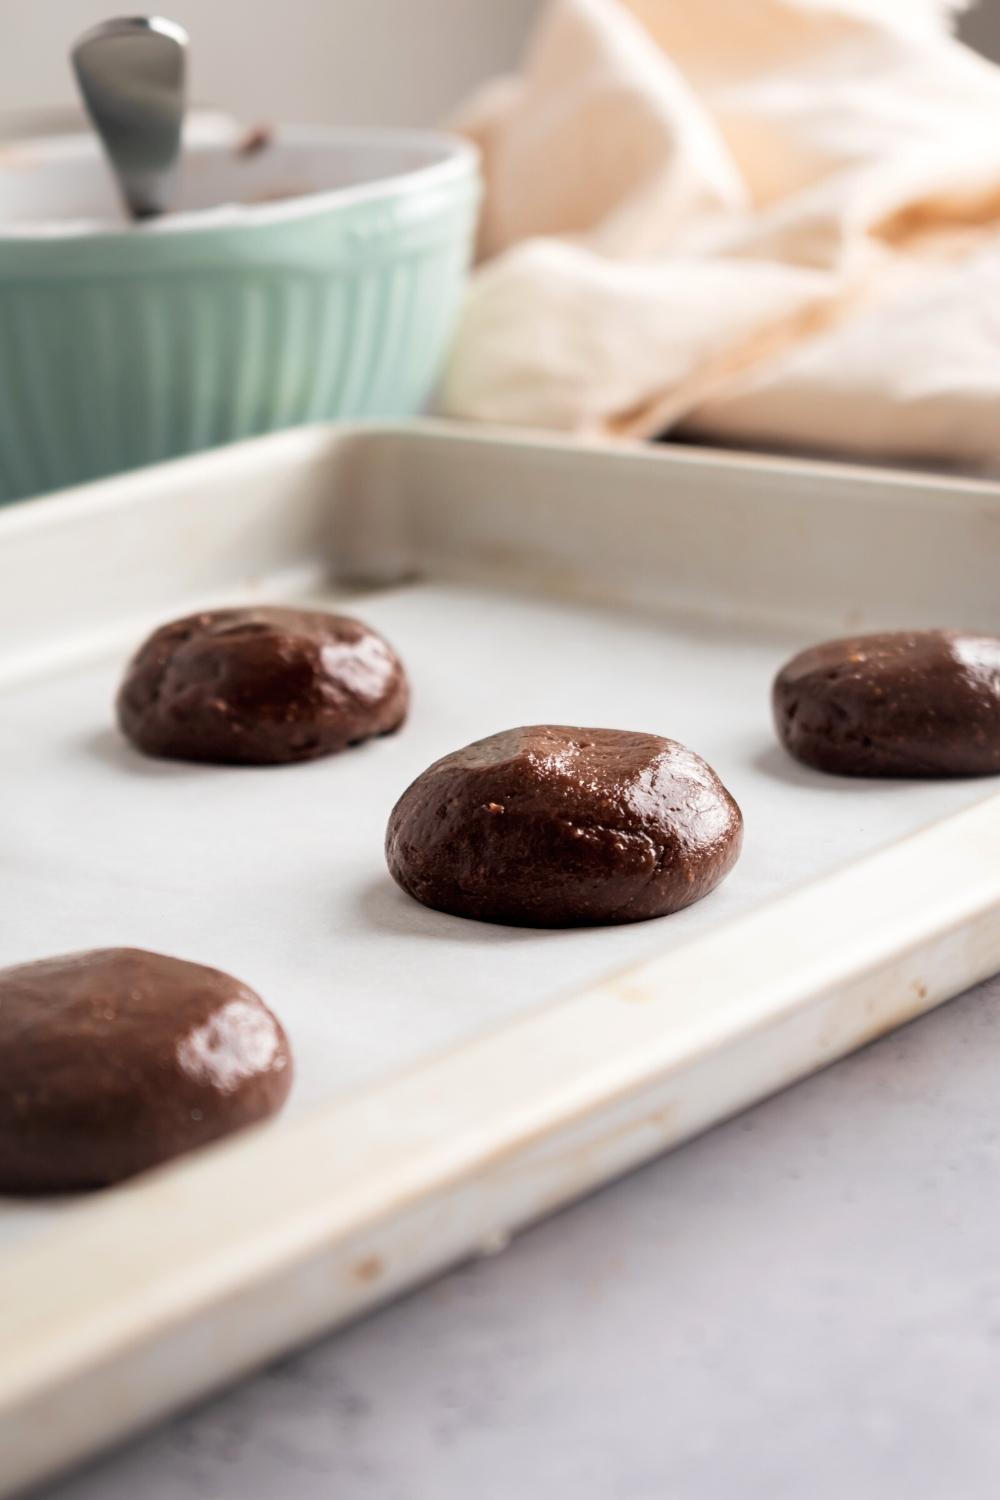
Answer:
235, 123, 274, 158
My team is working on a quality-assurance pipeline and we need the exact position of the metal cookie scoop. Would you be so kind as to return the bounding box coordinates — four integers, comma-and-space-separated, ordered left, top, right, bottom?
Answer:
71, 15, 188, 220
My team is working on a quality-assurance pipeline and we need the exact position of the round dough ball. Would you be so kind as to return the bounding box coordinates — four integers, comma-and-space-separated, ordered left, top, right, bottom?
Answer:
0, 948, 292, 1193
385, 725, 743, 927
117, 606, 408, 765
773, 630, 1000, 778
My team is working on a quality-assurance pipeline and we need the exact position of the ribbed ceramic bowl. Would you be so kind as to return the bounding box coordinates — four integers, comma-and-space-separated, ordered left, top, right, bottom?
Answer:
0, 127, 479, 503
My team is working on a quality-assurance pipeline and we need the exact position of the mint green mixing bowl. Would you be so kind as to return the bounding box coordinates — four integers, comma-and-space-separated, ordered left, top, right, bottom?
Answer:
0, 127, 479, 502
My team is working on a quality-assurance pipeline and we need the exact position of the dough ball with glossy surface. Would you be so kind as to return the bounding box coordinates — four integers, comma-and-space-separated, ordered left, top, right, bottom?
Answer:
0, 947, 292, 1193
774, 630, 1000, 777
386, 725, 743, 927
117, 606, 408, 765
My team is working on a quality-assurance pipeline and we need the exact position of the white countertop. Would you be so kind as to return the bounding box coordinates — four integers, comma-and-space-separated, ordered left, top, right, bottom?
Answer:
38, 972, 1000, 1500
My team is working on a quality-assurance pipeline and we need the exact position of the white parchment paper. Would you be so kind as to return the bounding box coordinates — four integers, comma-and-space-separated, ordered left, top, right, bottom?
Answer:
0, 580, 987, 1245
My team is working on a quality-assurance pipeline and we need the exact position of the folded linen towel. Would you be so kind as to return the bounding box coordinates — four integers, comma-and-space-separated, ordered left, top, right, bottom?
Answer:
443, 0, 1000, 466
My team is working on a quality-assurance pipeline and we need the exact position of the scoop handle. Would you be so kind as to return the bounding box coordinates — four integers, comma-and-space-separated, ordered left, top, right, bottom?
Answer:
71, 16, 188, 220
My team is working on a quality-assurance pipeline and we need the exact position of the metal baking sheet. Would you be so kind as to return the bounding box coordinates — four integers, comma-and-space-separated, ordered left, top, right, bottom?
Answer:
3, 422, 1000, 1494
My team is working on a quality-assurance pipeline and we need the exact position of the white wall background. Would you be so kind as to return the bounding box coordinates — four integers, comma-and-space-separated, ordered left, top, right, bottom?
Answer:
0, 0, 995, 132
0, 0, 541, 129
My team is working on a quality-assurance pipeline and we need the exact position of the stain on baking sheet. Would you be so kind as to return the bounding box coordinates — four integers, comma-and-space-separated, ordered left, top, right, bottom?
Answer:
819, 973, 941, 1058
611, 979, 658, 1004
352, 1254, 384, 1283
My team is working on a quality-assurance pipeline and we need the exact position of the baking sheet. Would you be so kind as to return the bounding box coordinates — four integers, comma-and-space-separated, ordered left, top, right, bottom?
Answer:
1, 573, 985, 1249
8, 422, 1000, 1493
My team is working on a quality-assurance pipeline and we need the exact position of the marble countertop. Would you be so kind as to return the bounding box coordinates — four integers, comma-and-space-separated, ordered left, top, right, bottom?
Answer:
40, 973, 1000, 1500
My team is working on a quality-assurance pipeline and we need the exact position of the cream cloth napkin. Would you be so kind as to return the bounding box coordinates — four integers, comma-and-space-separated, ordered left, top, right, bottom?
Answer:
442, 0, 1000, 465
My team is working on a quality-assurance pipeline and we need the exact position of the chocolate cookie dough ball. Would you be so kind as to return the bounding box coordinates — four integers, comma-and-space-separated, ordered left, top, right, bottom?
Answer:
773, 630, 1000, 778
0, 948, 292, 1193
386, 726, 743, 927
117, 606, 408, 765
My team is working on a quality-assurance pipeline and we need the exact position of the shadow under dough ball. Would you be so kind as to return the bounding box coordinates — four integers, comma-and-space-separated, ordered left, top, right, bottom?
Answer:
117, 606, 409, 764
0, 948, 292, 1193
386, 725, 743, 928
773, 630, 1000, 777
